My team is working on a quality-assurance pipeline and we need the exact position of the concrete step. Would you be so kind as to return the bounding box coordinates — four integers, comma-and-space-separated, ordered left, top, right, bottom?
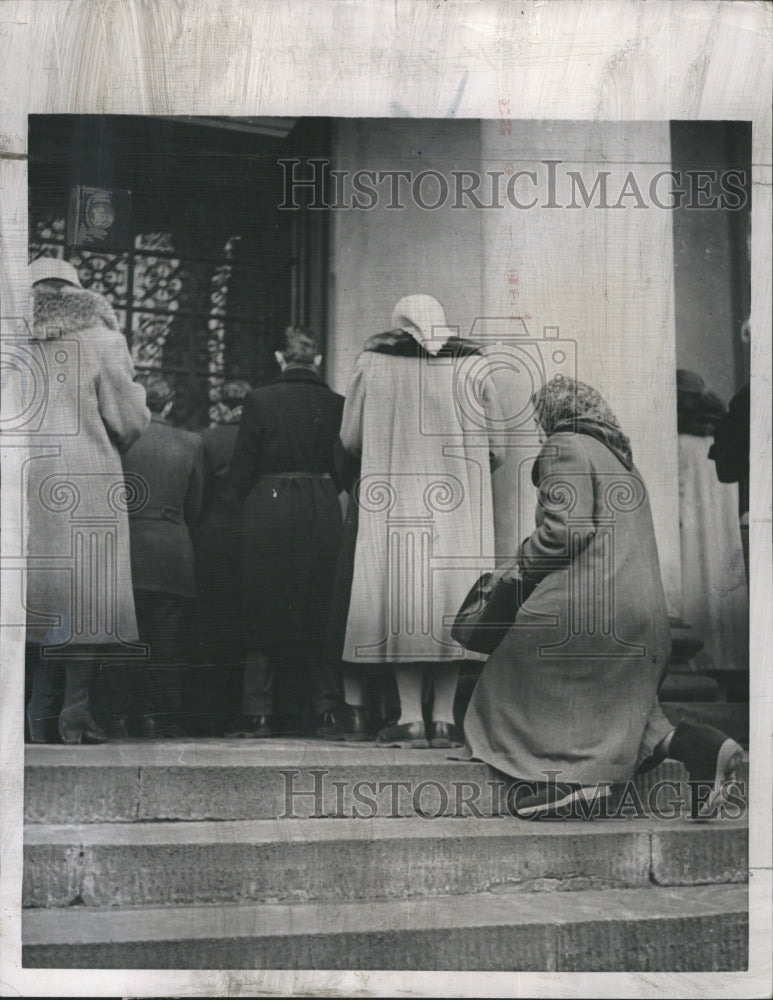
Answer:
22, 883, 748, 970
662, 702, 748, 745
24, 815, 748, 909
24, 740, 750, 823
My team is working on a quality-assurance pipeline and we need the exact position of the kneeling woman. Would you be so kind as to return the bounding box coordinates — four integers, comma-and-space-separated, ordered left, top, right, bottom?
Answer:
464, 376, 743, 818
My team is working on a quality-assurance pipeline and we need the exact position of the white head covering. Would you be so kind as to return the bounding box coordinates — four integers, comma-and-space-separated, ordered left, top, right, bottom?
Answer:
29, 257, 83, 288
390, 294, 453, 356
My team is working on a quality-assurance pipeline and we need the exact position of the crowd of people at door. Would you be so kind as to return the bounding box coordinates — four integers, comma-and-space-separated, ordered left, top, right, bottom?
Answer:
24, 256, 748, 817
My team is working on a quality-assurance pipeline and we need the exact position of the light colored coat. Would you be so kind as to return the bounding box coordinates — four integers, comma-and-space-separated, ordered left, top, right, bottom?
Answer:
25, 287, 150, 647
339, 337, 505, 663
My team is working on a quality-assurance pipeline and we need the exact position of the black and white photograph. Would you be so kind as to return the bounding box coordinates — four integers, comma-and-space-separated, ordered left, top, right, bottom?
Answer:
0, 2, 770, 997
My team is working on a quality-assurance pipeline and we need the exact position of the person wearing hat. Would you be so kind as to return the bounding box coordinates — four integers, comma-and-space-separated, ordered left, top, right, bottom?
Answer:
25, 256, 150, 744
192, 379, 252, 733
98, 374, 206, 738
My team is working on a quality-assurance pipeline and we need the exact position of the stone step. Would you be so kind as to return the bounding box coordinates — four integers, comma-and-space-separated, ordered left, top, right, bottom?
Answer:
24, 740, 750, 823
22, 883, 748, 970
24, 815, 748, 909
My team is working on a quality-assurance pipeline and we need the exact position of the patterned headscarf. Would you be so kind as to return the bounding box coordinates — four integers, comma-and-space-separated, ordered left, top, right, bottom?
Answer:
533, 375, 634, 469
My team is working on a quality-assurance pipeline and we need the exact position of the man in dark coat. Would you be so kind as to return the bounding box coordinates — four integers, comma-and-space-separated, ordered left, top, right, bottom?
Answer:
225, 326, 344, 738
100, 374, 205, 738
192, 379, 251, 732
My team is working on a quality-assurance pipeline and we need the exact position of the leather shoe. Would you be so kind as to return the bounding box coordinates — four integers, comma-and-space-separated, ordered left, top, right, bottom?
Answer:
58, 709, 107, 745
339, 704, 373, 742
376, 720, 428, 749
141, 717, 188, 739
224, 714, 273, 738
429, 721, 464, 749
316, 710, 345, 740
26, 715, 60, 744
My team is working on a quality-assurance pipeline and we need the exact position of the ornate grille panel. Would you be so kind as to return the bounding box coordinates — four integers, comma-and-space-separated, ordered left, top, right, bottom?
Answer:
30, 216, 251, 427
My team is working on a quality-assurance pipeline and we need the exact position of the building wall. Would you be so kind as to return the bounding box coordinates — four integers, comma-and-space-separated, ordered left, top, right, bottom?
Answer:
479, 120, 681, 611
327, 118, 485, 394
329, 119, 684, 612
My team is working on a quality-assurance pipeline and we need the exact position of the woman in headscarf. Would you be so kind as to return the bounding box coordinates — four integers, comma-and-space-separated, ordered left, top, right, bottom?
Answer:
464, 375, 744, 817
337, 294, 506, 748
25, 257, 150, 743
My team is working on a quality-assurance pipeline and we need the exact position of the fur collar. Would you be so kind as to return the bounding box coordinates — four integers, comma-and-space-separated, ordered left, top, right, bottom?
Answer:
31, 287, 120, 340
363, 329, 481, 358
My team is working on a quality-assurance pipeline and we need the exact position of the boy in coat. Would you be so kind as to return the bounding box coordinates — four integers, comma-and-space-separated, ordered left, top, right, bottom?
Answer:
100, 375, 205, 738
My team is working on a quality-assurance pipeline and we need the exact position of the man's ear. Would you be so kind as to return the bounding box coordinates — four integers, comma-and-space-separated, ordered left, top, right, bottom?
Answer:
274, 351, 285, 368
313, 354, 323, 368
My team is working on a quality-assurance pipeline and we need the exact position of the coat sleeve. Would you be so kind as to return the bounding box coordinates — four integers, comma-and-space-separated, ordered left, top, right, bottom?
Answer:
184, 436, 207, 528
94, 331, 150, 453
339, 356, 368, 458
227, 394, 262, 499
517, 435, 597, 586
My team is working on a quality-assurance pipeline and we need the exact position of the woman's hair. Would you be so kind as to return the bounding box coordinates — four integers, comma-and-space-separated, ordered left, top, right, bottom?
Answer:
277, 326, 319, 365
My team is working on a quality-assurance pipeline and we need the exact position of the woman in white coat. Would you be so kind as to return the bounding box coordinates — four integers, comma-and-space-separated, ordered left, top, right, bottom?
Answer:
25, 257, 150, 743
337, 294, 505, 748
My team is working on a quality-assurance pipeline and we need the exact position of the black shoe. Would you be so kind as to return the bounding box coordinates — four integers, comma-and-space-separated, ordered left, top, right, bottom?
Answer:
429, 721, 464, 749
58, 709, 107, 745
339, 704, 373, 742
376, 720, 428, 749
26, 714, 60, 744
141, 717, 189, 740
224, 714, 273, 738
668, 720, 745, 818
514, 781, 609, 819
105, 715, 131, 739
316, 709, 345, 740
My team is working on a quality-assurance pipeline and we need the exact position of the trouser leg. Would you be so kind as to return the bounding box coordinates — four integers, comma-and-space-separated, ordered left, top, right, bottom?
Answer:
100, 657, 139, 720
635, 700, 676, 772
394, 663, 425, 724
58, 658, 106, 742
27, 651, 61, 741
311, 655, 343, 717
138, 594, 187, 721
242, 651, 274, 716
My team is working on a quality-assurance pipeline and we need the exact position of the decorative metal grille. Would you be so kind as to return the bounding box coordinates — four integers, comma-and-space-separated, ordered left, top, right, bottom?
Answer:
30, 215, 241, 426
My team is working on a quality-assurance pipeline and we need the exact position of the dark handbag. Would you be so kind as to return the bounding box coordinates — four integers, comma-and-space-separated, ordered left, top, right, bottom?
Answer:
451, 570, 527, 656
